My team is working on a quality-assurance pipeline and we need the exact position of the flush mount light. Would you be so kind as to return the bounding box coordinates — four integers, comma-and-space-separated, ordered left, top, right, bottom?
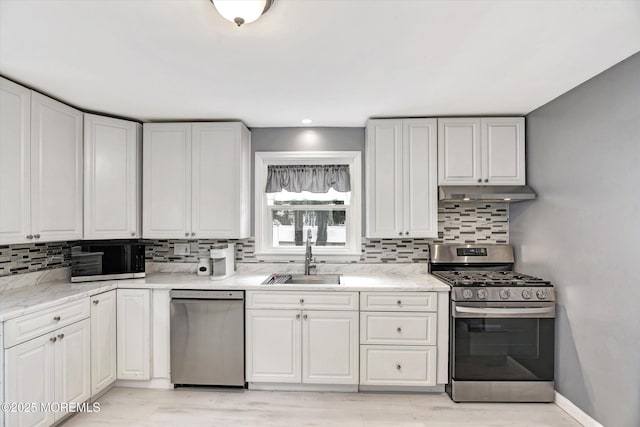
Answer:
301, 119, 312, 125
212, 0, 274, 27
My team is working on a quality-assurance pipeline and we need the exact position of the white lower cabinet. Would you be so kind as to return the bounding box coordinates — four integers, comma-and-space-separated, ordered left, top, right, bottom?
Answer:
302, 310, 359, 384
245, 292, 359, 385
90, 290, 117, 396
4, 318, 90, 427
359, 292, 439, 387
116, 289, 151, 380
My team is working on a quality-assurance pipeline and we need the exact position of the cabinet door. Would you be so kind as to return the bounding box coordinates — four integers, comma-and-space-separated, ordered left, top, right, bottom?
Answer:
84, 114, 141, 239
54, 319, 91, 421
365, 119, 403, 238
302, 310, 358, 385
245, 309, 301, 383
438, 118, 482, 185
482, 117, 526, 185
116, 289, 151, 380
90, 290, 117, 396
30, 92, 83, 242
0, 78, 31, 245
142, 123, 191, 238
192, 123, 248, 238
403, 119, 438, 238
5, 333, 56, 427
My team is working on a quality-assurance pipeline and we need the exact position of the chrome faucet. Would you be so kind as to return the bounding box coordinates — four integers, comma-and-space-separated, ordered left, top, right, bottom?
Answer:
305, 229, 316, 275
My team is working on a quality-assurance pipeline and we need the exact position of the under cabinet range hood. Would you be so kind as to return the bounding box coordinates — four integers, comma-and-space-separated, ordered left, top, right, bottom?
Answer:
438, 185, 537, 202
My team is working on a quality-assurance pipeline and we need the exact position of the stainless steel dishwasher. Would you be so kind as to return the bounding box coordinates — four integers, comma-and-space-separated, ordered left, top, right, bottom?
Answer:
170, 290, 245, 386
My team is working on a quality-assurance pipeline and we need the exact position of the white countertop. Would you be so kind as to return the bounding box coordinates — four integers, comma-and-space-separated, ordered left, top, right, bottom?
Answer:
0, 271, 449, 322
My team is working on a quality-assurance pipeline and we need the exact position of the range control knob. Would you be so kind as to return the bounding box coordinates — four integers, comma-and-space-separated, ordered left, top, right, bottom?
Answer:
476, 289, 488, 300
521, 289, 533, 300
536, 289, 549, 300
499, 289, 511, 300
462, 289, 474, 299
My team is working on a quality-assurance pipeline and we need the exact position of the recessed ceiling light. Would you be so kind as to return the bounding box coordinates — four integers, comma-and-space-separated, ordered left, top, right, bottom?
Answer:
301, 119, 312, 125
211, 0, 274, 27
504, 198, 512, 201
463, 198, 471, 201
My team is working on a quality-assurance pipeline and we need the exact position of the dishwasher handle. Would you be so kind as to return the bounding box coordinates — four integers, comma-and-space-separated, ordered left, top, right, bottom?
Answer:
170, 290, 244, 300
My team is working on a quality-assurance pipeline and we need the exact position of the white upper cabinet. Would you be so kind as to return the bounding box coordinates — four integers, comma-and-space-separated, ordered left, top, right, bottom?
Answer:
366, 118, 438, 238
143, 122, 250, 239
482, 117, 526, 185
0, 77, 31, 245
143, 123, 192, 238
191, 123, 250, 239
84, 114, 141, 239
30, 92, 84, 242
438, 117, 525, 186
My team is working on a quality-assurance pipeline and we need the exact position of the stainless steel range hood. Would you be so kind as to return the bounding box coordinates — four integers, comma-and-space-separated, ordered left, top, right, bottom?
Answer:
438, 185, 536, 202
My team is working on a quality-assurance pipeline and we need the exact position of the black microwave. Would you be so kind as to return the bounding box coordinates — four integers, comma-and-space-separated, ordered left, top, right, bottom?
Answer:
71, 241, 145, 282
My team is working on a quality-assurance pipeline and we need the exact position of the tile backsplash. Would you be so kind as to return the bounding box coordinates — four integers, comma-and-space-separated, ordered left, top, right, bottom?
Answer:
145, 202, 509, 264
0, 202, 508, 277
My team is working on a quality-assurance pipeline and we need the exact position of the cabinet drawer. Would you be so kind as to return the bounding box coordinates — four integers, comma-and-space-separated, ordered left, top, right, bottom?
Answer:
246, 291, 358, 310
4, 298, 90, 348
360, 292, 437, 311
360, 312, 437, 345
360, 345, 436, 386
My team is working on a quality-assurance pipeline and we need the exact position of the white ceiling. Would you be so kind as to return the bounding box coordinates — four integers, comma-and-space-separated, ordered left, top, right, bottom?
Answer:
1, 0, 639, 127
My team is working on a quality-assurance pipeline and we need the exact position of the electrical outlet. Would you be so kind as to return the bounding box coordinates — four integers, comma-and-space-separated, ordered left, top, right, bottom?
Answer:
174, 243, 190, 256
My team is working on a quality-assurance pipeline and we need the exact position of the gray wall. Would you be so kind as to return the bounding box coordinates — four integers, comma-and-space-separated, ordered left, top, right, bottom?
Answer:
510, 52, 640, 427
250, 127, 365, 235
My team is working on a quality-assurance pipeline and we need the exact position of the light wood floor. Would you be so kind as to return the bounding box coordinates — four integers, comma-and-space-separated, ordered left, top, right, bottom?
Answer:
64, 387, 580, 426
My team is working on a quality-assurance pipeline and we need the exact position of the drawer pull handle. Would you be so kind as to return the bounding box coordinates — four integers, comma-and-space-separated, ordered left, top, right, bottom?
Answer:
396, 364, 401, 370
303, 314, 308, 320
57, 334, 65, 340
296, 313, 301, 320
93, 300, 99, 305
300, 298, 304, 304
53, 316, 61, 321
50, 337, 57, 343
396, 300, 402, 305
396, 327, 402, 333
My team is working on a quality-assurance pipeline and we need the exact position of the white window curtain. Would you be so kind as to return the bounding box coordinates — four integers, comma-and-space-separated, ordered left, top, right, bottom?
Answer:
265, 164, 351, 193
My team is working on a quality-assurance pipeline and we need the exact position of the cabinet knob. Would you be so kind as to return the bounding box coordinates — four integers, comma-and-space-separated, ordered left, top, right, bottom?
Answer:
26, 235, 33, 240
396, 327, 402, 333
477, 178, 482, 183
396, 300, 402, 305
34, 234, 40, 239
57, 333, 65, 340
50, 337, 57, 343
296, 313, 301, 320
53, 316, 61, 321
405, 231, 409, 235
484, 179, 489, 183
396, 364, 401, 370
303, 314, 308, 320
299, 298, 304, 304
191, 232, 196, 237
93, 300, 99, 305
185, 233, 189, 237
131, 232, 136, 237
398, 232, 402, 236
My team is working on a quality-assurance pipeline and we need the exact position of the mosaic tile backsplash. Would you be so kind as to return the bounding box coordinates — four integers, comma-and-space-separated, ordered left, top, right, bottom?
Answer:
145, 202, 509, 264
0, 202, 508, 276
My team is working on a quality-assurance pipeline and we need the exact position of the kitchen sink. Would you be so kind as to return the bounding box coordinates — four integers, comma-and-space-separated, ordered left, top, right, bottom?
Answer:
261, 274, 342, 285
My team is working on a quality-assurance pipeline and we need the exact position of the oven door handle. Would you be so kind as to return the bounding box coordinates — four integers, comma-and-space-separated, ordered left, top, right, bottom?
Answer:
454, 305, 555, 318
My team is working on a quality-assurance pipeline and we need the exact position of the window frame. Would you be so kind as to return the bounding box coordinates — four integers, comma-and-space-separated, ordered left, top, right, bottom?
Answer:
254, 151, 362, 261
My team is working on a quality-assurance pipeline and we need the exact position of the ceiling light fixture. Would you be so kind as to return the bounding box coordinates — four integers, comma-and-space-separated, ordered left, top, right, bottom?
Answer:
301, 119, 312, 125
211, 0, 274, 27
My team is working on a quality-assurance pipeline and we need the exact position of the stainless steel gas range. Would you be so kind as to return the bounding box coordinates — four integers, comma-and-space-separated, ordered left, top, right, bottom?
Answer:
430, 244, 555, 403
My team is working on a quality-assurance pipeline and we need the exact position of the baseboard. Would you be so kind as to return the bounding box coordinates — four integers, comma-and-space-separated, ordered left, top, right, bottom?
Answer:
115, 378, 174, 389
248, 383, 358, 392
555, 391, 603, 427
359, 385, 445, 393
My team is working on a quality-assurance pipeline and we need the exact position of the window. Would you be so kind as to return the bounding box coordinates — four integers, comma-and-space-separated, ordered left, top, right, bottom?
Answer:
255, 152, 362, 261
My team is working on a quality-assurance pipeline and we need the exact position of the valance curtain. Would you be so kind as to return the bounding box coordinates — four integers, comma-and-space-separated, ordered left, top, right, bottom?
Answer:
265, 164, 351, 193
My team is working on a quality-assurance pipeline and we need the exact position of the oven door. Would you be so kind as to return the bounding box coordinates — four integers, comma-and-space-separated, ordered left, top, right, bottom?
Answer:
451, 302, 555, 382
